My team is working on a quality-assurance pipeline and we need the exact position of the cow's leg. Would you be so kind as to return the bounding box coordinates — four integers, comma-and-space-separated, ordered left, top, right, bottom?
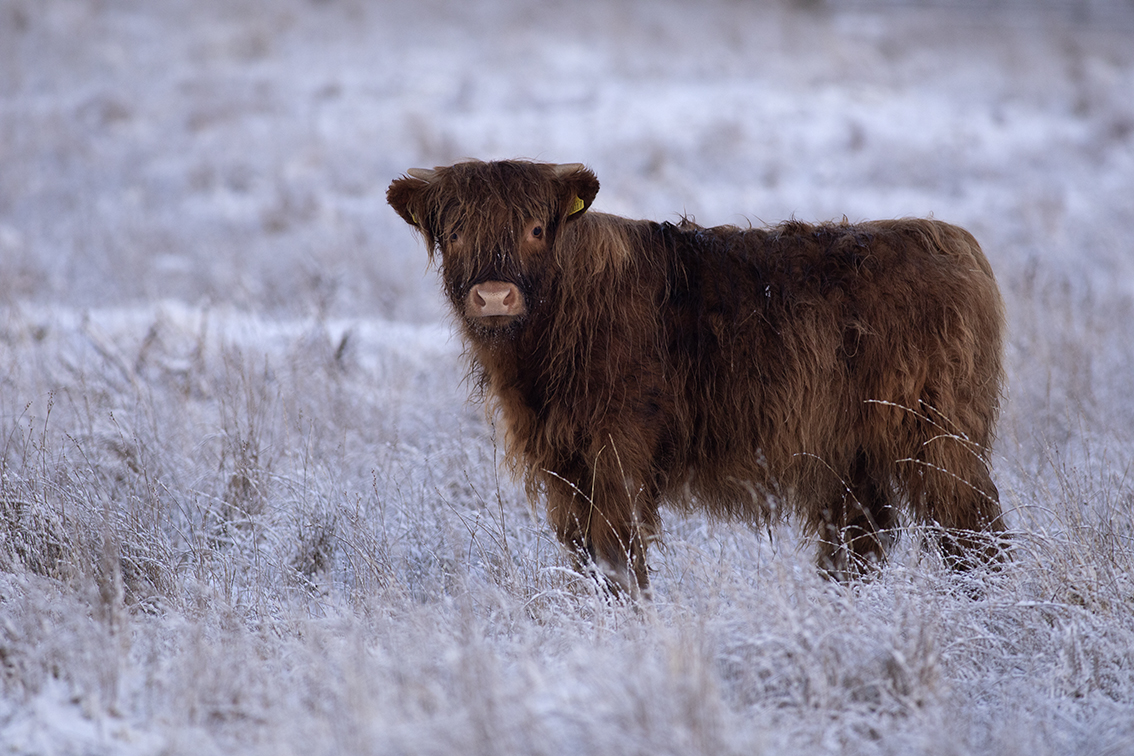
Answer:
545, 463, 658, 598
817, 453, 896, 581
922, 456, 1008, 570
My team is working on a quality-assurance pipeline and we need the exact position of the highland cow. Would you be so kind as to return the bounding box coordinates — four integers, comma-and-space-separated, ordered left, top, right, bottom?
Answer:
388, 159, 1006, 596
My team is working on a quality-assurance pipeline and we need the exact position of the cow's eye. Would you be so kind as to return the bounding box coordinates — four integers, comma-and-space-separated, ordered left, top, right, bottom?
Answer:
531, 226, 543, 239
449, 232, 459, 243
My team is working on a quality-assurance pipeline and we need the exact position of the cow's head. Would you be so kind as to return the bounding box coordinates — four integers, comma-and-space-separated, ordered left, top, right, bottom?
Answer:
387, 160, 599, 335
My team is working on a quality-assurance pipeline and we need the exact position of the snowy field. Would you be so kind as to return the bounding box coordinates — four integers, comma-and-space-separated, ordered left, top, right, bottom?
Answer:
2, 0, 1134, 753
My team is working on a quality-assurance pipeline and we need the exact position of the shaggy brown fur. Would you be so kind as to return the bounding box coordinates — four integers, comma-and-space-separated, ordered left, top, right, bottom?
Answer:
388, 159, 1007, 595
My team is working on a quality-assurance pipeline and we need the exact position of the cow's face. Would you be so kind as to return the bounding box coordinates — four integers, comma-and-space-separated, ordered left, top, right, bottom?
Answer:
388, 160, 599, 336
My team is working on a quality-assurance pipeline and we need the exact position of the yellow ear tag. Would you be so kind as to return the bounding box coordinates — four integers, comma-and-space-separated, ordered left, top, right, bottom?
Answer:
410, 211, 419, 225
569, 196, 586, 215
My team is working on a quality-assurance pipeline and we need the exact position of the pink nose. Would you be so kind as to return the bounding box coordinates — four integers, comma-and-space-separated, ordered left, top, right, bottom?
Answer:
466, 281, 525, 318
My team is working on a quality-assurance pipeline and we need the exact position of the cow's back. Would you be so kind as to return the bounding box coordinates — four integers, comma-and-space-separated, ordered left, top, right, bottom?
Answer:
657, 218, 1004, 522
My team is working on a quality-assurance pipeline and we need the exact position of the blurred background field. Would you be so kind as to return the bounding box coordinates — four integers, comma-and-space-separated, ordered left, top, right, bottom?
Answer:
2, 1, 1133, 753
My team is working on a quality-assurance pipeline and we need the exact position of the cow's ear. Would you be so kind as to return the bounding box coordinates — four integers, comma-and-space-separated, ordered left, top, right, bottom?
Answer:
554, 163, 599, 223
387, 172, 433, 235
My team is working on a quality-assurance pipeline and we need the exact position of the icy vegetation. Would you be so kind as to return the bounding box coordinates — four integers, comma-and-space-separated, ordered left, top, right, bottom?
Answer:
2, 0, 1134, 753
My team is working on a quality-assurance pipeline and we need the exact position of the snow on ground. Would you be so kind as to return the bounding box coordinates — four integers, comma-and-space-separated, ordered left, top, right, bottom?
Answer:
2, 0, 1134, 753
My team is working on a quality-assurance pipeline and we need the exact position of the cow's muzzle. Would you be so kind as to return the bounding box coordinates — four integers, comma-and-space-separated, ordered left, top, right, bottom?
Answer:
465, 280, 526, 321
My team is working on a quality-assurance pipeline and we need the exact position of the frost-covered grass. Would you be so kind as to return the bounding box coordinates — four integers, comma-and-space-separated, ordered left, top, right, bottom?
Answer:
2, 0, 1134, 753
